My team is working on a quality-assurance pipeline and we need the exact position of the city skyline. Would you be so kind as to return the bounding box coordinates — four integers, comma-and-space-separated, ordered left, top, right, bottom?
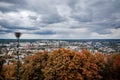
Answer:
0, 0, 120, 39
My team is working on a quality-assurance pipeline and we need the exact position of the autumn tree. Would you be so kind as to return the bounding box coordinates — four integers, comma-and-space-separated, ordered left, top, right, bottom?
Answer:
112, 54, 120, 79
78, 49, 106, 80
1, 48, 119, 80
104, 53, 120, 80
20, 51, 49, 80
43, 48, 83, 80
43, 48, 106, 80
2, 63, 16, 80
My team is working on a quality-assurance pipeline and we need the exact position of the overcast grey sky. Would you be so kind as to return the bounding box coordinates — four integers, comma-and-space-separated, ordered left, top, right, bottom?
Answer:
0, 0, 120, 39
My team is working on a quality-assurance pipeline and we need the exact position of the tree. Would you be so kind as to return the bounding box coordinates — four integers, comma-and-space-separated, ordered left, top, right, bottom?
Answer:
106, 53, 120, 80
2, 63, 16, 80
20, 51, 48, 80
0, 57, 6, 80
112, 54, 120, 79
43, 48, 106, 80
1, 48, 119, 80
43, 48, 83, 80
78, 49, 106, 80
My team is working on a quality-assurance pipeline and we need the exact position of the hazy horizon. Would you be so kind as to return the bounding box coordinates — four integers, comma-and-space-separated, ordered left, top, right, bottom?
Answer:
0, 38, 120, 40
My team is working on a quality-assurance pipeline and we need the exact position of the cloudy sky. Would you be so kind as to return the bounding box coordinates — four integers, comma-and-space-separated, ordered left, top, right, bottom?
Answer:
0, 0, 120, 39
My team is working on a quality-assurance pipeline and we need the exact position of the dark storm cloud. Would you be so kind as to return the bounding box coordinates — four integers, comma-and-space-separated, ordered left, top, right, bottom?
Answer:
25, 0, 65, 25
0, 29, 13, 34
33, 30, 56, 35
67, 0, 120, 35
115, 26, 120, 29
9, 26, 38, 30
68, 0, 120, 22
0, 20, 37, 31
41, 14, 65, 25
0, 0, 27, 12
67, 0, 77, 9
0, 0, 25, 4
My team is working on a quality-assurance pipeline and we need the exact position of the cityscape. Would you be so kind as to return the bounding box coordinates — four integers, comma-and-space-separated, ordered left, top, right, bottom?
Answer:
0, 39, 120, 65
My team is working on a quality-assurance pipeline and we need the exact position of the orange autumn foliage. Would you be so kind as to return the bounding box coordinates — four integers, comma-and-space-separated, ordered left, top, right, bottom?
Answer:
43, 48, 106, 80
2, 63, 16, 80
110, 54, 120, 79
1, 48, 119, 80
20, 51, 48, 80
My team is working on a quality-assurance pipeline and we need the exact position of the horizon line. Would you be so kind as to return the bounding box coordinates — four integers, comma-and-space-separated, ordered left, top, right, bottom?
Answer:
0, 38, 120, 40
